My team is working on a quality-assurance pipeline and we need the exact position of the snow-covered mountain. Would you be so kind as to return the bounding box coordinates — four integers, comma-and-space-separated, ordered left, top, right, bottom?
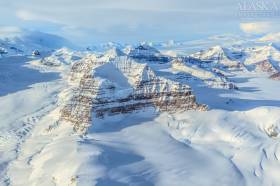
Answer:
187, 44, 280, 81
244, 45, 280, 69
0, 30, 76, 57
86, 42, 125, 53
100, 47, 126, 62
258, 32, 280, 43
190, 45, 244, 70
243, 45, 280, 78
61, 55, 207, 132
39, 48, 83, 66
171, 58, 237, 89
128, 44, 171, 63
1, 32, 280, 186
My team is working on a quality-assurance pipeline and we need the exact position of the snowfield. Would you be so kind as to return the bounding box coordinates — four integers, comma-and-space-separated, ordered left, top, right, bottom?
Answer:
0, 34, 280, 186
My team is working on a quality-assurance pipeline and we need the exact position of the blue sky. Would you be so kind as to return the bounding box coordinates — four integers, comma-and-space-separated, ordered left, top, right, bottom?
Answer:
1, 0, 280, 45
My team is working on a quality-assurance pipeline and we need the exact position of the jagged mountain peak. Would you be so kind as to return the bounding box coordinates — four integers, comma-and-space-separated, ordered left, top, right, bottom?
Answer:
112, 56, 156, 85
209, 45, 224, 52
189, 46, 243, 70
63, 53, 206, 130
39, 47, 83, 67
194, 45, 244, 61
135, 44, 159, 51
244, 44, 280, 65
103, 47, 125, 59
127, 44, 171, 63
128, 44, 161, 58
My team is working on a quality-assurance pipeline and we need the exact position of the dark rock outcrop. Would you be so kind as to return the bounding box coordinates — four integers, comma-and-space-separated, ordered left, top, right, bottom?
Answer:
269, 72, 280, 80
255, 59, 278, 73
128, 45, 171, 63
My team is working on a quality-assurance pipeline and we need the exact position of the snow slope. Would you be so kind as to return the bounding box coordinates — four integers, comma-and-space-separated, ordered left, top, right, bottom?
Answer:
0, 56, 64, 185
8, 70, 278, 185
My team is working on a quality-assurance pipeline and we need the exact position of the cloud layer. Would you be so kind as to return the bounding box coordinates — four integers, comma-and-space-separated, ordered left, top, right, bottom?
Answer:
240, 22, 272, 34
1, 0, 279, 44
0, 26, 22, 38
240, 21, 280, 34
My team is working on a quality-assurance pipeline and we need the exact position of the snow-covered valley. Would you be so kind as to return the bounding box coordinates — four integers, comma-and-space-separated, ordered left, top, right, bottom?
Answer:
1, 33, 280, 186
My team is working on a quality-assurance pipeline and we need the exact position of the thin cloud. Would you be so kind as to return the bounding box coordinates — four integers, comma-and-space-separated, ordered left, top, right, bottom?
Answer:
240, 21, 280, 34
2, 0, 279, 44
0, 26, 22, 38
240, 22, 272, 34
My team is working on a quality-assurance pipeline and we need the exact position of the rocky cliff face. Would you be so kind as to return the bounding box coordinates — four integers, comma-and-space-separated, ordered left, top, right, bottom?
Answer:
270, 72, 280, 80
244, 45, 280, 76
60, 54, 207, 132
254, 59, 278, 73
93, 57, 206, 117
60, 55, 101, 132
128, 45, 171, 63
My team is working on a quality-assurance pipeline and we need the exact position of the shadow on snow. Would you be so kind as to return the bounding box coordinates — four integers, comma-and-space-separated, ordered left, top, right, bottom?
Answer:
0, 56, 59, 96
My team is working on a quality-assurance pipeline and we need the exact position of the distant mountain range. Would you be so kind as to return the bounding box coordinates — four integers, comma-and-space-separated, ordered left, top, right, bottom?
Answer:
1, 30, 280, 186
0, 30, 76, 57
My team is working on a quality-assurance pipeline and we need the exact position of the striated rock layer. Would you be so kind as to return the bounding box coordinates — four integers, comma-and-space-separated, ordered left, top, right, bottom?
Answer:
270, 72, 280, 80
254, 59, 278, 74
60, 55, 207, 132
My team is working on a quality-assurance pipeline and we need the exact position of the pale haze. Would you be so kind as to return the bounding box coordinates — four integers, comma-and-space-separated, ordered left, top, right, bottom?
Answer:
1, 0, 279, 44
